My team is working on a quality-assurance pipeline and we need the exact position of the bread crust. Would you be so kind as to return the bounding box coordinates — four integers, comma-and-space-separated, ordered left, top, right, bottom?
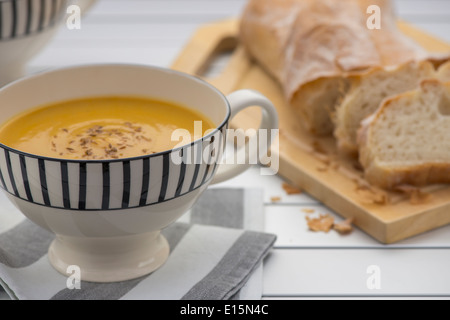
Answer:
363, 161, 450, 190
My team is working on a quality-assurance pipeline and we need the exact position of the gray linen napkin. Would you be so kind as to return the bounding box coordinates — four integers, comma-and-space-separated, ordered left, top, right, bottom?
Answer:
0, 188, 275, 300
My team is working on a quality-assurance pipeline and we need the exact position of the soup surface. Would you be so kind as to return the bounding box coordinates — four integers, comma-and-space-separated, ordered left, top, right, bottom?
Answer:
0, 96, 215, 160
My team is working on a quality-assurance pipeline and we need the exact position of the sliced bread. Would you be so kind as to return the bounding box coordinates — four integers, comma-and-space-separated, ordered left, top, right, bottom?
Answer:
333, 61, 436, 156
358, 80, 450, 189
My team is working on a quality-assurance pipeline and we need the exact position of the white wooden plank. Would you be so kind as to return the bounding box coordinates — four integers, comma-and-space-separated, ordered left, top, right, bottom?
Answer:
265, 205, 450, 248
212, 165, 319, 205
266, 205, 386, 248
86, 0, 247, 17
40, 22, 450, 55
27, 47, 180, 70
49, 37, 191, 49
87, 0, 449, 19
52, 23, 201, 42
83, 0, 450, 24
263, 249, 450, 297
394, 0, 450, 17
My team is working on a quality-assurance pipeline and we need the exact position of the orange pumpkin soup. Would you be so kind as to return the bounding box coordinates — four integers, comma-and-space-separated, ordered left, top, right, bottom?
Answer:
0, 96, 215, 160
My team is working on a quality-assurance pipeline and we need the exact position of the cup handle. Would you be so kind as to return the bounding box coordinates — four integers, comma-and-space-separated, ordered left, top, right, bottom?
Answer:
211, 90, 278, 184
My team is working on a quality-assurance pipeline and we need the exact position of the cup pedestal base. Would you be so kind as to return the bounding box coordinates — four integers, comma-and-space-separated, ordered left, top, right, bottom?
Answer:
48, 231, 169, 283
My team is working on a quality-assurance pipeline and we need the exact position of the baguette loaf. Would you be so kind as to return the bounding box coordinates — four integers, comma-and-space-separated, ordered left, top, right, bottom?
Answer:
358, 80, 450, 189
240, 0, 429, 135
333, 61, 436, 156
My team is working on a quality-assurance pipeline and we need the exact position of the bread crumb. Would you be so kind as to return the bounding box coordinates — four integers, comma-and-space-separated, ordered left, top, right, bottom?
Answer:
352, 162, 364, 172
305, 214, 355, 235
353, 178, 371, 191
373, 193, 389, 205
270, 196, 282, 203
331, 163, 340, 170
301, 208, 315, 214
317, 166, 328, 172
282, 182, 302, 195
358, 193, 388, 205
312, 151, 331, 166
306, 214, 334, 233
333, 218, 354, 234
354, 179, 389, 205
317, 156, 331, 166
395, 185, 431, 205
312, 140, 326, 155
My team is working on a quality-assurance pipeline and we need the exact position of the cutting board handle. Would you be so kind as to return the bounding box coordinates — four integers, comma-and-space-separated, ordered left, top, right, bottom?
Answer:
171, 19, 252, 94
171, 19, 239, 76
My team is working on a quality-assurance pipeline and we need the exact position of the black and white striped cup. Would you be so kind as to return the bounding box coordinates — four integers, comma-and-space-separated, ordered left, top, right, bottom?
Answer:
0, 0, 67, 40
0, 64, 278, 282
0, 0, 96, 86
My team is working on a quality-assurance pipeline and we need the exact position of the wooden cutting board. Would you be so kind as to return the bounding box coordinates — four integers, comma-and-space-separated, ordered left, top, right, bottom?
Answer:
171, 19, 450, 244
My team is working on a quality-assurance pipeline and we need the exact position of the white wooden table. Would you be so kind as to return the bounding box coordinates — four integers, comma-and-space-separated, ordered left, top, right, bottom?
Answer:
2, 0, 450, 300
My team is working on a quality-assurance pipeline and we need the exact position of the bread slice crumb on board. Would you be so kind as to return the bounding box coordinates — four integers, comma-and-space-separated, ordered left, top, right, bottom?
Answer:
333, 218, 355, 235
270, 196, 282, 203
395, 185, 432, 205
358, 80, 450, 189
306, 214, 335, 233
306, 214, 354, 234
282, 182, 303, 195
